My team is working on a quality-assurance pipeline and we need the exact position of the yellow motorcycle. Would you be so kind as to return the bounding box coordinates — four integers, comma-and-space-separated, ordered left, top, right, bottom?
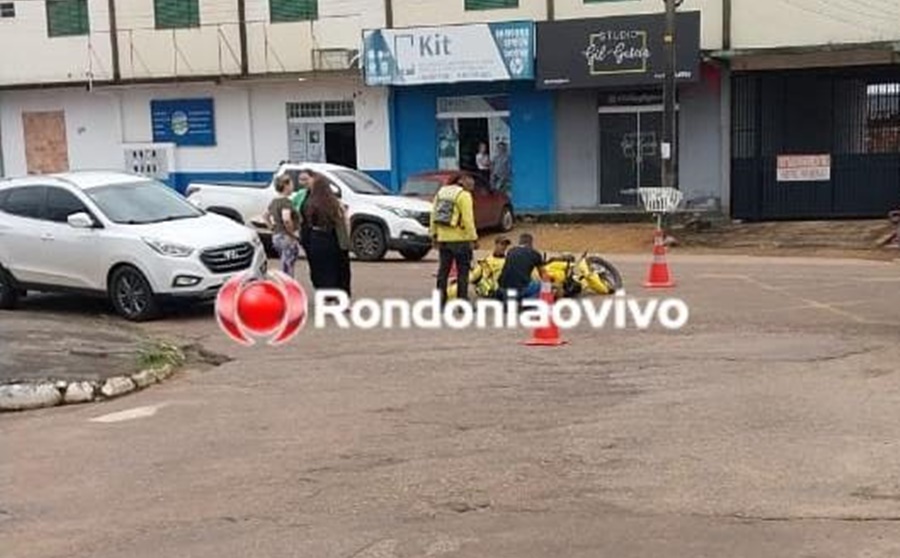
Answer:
542, 252, 623, 298
446, 251, 622, 300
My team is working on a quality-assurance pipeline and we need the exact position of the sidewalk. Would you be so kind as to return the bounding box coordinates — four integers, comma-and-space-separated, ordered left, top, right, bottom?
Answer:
0, 310, 187, 411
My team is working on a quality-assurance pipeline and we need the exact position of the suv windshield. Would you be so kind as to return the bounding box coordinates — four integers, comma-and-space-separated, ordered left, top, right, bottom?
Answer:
401, 178, 443, 197
332, 169, 390, 196
86, 180, 204, 224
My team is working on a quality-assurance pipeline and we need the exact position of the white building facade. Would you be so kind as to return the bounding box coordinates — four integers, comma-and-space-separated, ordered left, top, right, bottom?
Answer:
0, 0, 393, 191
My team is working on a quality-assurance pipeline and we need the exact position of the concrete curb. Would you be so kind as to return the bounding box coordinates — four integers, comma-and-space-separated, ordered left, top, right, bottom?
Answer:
0, 364, 177, 413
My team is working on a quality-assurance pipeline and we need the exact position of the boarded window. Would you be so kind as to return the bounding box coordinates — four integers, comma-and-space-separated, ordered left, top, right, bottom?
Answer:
270, 0, 317, 23
46, 0, 89, 37
465, 0, 518, 9
154, 0, 200, 29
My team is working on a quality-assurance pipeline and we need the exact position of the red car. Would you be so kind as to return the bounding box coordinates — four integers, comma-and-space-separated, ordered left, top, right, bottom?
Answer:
400, 170, 515, 232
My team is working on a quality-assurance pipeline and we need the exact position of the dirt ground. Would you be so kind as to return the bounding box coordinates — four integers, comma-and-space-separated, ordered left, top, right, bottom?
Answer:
481, 218, 900, 262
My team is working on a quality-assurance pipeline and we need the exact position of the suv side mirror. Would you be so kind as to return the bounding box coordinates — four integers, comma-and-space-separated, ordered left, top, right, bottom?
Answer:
67, 212, 95, 229
331, 184, 342, 198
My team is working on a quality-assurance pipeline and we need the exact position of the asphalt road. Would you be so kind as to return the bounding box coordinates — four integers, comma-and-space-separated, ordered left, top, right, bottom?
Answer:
2, 253, 900, 558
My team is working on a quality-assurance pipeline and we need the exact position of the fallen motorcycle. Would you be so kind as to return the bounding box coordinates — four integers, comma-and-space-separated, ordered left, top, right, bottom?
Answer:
543, 251, 623, 299
446, 251, 623, 300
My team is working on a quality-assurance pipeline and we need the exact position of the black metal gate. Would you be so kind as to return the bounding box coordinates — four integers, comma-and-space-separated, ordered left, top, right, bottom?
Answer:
731, 66, 900, 220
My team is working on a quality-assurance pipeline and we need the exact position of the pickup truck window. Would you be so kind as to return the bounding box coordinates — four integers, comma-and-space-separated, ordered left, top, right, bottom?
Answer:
332, 169, 389, 196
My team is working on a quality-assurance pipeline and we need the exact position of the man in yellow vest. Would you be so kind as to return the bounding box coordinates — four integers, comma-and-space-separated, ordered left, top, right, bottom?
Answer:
430, 173, 478, 307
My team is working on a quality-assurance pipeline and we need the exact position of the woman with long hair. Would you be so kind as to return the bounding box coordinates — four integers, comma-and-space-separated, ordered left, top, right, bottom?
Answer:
302, 174, 352, 299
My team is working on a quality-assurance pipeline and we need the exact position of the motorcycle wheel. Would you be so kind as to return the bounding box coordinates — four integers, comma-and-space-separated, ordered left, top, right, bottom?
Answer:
586, 256, 624, 293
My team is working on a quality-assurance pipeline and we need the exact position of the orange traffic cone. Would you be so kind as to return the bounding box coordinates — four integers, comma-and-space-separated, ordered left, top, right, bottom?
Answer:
643, 229, 676, 289
523, 281, 568, 347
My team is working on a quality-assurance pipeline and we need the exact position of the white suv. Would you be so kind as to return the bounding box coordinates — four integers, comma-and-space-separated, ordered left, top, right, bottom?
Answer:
185, 163, 435, 261
0, 171, 267, 321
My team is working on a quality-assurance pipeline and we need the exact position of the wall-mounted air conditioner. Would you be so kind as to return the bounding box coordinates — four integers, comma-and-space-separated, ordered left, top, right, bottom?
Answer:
312, 48, 360, 72
122, 142, 175, 181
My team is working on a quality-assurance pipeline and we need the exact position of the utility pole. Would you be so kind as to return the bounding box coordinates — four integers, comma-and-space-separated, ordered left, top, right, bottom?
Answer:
238, 0, 249, 75
661, 0, 682, 190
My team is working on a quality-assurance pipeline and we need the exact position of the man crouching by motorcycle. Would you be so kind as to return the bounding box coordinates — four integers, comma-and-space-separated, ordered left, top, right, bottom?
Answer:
496, 233, 547, 303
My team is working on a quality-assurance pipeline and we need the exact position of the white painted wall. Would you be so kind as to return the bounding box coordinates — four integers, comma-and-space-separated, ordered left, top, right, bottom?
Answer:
392, 0, 547, 27
246, 77, 390, 170
245, 0, 386, 74
117, 0, 242, 79
0, 75, 391, 177
554, 0, 723, 51
0, 0, 113, 85
1, 0, 382, 86
0, 88, 124, 174
732, 0, 900, 49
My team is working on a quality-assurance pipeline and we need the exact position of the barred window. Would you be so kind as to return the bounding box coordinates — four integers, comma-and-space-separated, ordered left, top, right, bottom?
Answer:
287, 101, 354, 119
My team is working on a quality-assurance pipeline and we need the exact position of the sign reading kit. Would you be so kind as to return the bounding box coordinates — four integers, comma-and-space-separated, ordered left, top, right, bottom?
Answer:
362, 21, 534, 86
777, 154, 832, 182
536, 11, 701, 89
151, 98, 216, 146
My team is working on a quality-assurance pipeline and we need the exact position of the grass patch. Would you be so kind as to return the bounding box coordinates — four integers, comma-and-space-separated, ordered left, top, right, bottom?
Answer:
137, 341, 186, 370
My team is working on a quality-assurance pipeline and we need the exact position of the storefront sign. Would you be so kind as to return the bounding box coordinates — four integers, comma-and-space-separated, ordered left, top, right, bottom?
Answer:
362, 21, 534, 86
536, 12, 701, 89
777, 154, 832, 182
598, 91, 664, 106
151, 98, 216, 146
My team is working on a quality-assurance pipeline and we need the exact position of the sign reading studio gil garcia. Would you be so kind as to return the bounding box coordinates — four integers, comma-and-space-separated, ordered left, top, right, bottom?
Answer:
535, 12, 701, 89
362, 21, 535, 86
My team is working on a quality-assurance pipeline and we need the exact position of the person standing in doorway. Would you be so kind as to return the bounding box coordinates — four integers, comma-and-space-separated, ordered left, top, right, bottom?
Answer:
302, 174, 352, 301
430, 173, 478, 307
490, 141, 512, 193
475, 141, 491, 183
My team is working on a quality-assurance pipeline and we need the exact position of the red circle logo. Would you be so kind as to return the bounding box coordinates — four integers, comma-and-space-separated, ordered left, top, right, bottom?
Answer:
237, 282, 287, 334
216, 271, 308, 346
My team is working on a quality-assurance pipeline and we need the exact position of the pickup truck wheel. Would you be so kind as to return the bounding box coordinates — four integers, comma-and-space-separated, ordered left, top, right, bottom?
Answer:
400, 247, 430, 261
352, 223, 388, 261
109, 266, 160, 322
0, 266, 20, 310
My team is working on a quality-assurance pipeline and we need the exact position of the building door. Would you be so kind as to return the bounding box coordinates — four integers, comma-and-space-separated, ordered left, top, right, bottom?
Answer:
286, 101, 356, 167
457, 118, 490, 172
598, 108, 672, 206
23, 111, 69, 174
324, 122, 357, 169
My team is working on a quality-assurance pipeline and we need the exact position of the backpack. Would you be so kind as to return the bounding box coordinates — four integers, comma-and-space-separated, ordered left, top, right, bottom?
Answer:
432, 185, 463, 227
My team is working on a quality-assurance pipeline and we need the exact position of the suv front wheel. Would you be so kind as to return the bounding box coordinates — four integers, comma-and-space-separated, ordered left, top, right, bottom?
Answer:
0, 265, 20, 310
352, 222, 388, 261
109, 265, 160, 322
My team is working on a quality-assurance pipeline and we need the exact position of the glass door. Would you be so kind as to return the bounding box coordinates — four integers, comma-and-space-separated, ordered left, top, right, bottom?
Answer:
636, 111, 662, 190
598, 112, 638, 205
598, 109, 674, 206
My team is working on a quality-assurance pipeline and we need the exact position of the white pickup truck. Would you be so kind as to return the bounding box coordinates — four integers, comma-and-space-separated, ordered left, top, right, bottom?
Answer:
184, 162, 435, 262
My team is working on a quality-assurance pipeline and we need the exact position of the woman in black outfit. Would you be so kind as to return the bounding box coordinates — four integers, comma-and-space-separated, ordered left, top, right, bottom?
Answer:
302, 174, 352, 300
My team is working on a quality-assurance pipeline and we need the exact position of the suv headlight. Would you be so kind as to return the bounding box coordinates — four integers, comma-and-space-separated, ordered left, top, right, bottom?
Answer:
143, 237, 195, 258
377, 204, 416, 219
